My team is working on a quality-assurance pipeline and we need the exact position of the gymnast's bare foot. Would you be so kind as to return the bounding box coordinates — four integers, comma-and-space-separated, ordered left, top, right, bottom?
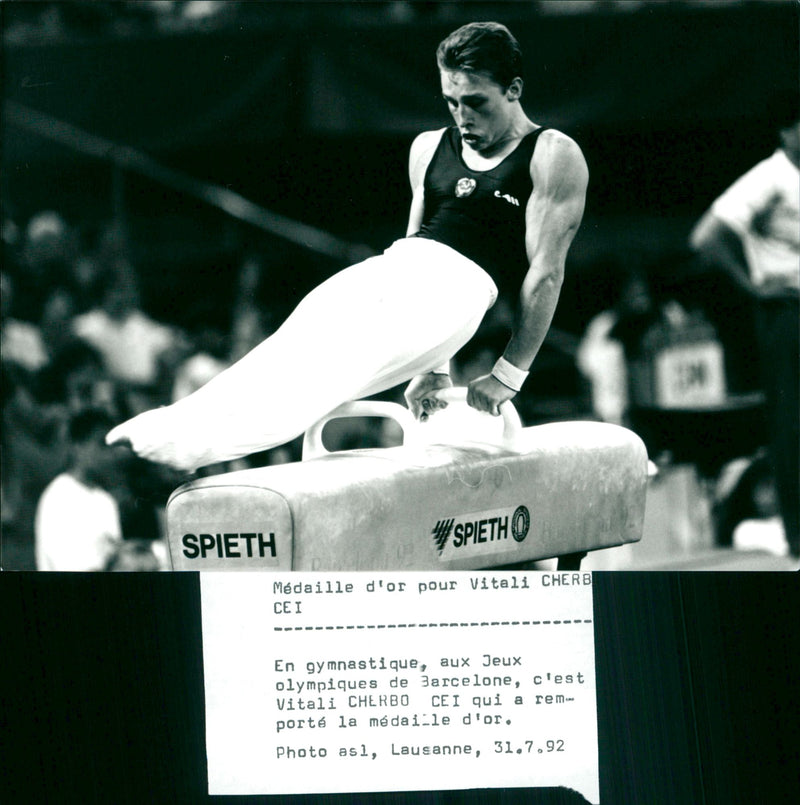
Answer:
106, 409, 204, 473
108, 433, 197, 495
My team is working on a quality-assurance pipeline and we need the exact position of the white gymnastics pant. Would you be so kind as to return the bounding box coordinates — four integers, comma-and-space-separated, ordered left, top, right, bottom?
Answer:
106, 238, 498, 471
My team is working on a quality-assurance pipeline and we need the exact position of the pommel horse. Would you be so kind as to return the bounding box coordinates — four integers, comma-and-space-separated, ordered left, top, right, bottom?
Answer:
165, 389, 648, 571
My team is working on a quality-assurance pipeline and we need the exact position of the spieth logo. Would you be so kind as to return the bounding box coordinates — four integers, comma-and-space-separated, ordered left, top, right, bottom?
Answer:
433, 505, 530, 559
431, 518, 456, 553
181, 531, 277, 560
512, 505, 531, 542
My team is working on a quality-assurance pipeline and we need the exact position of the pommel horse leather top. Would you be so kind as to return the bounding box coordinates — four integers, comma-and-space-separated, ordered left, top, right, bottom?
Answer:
166, 389, 648, 571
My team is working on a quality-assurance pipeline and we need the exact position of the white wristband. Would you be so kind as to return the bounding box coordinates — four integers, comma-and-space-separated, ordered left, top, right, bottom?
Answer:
491, 356, 528, 392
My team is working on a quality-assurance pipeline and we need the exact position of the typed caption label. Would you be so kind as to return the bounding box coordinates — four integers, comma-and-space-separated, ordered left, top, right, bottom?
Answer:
201, 572, 598, 801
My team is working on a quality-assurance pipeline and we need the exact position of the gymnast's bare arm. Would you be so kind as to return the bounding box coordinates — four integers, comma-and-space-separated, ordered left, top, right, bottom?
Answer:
403, 129, 454, 420
467, 129, 589, 415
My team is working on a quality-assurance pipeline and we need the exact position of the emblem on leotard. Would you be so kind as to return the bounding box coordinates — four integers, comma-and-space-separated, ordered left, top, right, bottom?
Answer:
455, 177, 477, 198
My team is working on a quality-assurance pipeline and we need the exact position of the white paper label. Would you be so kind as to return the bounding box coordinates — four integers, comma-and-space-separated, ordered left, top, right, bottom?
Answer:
201, 571, 599, 803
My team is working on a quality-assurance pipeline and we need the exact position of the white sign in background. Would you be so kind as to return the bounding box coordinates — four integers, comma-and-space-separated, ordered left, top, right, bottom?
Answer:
201, 571, 599, 803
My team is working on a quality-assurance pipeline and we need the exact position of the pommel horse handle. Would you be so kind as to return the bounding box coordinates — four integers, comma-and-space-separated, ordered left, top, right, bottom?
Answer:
302, 400, 416, 460
429, 387, 522, 448
302, 388, 522, 460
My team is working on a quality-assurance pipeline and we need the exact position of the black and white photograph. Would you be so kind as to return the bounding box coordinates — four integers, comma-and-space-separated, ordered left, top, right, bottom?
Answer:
2, 1, 798, 803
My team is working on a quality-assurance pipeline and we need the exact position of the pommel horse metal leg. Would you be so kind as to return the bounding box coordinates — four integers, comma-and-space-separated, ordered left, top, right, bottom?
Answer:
556, 552, 587, 571
165, 390, 648, 571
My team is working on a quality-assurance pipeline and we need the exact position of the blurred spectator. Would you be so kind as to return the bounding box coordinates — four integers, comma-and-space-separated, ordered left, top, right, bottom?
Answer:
35, 409, 123, 571
39, 286, 80, 358
2, 210, 107, 374
2, 359, 70, 569
104, 538, 166, 572
2, 270, 94, 392
11, 211, 79, 324
713, 450, 787, 556
171, 350, 228, 404
37, 339, 121, 419
690, 120, 799, 557
1, 271, 49, 374
576, 270, 655, 425
35, 339, 172, 549
72, 258, 189, 413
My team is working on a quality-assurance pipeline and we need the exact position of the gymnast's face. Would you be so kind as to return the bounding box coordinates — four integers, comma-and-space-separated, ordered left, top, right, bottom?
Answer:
440, 69, 522, 156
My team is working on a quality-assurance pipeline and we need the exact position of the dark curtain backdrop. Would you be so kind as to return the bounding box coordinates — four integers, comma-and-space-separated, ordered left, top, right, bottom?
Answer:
4, 6, 797, 150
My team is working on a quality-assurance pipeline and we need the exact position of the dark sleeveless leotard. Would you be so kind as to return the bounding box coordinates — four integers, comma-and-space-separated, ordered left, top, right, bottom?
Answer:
414, 125, 549, 292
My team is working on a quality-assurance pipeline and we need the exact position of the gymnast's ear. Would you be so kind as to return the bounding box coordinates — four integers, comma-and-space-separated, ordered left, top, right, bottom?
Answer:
506, 77, 523, 102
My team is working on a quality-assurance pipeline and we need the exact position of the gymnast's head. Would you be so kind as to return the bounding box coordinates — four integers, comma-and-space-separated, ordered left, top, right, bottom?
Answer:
436, 22, 528, 155
436, 21, 524, 93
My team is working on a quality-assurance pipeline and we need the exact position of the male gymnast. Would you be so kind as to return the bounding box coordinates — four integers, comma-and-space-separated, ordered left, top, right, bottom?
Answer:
107, 22, 589, 472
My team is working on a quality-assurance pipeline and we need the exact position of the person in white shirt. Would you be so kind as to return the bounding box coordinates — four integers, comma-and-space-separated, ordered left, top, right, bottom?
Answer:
35, 409, 122, 571
691, 120, 799, 558
72, 264, 185, 412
